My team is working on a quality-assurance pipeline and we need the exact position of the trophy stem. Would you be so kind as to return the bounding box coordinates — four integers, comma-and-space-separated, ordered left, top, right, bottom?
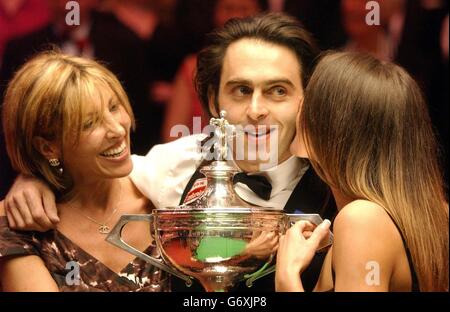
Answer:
197, 275, 235, 292
192, 160, 250, 208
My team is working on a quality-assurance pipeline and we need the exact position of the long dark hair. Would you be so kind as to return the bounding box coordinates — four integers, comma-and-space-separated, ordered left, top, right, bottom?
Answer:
300, 51, 448, 291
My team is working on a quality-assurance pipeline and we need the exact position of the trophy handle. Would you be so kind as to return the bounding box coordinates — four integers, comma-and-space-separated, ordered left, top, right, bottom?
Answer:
106, 214, 193, 287
286, 213, 324, 226
244, 255, 276, 288
244, 214, 334, 288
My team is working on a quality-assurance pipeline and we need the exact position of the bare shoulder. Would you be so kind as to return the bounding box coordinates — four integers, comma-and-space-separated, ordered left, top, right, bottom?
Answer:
1, 255, 59, 291
334, 199, 394, 234
331, 200, 403, 290
333, 199, 402, 258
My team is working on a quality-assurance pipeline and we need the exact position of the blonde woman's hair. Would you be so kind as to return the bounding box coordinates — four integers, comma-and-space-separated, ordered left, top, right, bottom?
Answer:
300, 51, 448, 291
2, 51, 135, 192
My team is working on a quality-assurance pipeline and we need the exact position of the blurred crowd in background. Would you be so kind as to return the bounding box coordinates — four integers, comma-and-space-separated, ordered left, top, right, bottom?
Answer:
1, 0, 448, 198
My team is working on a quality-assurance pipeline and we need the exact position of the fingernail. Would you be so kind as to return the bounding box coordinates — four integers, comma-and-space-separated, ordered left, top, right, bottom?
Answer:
323, 219, 331, 227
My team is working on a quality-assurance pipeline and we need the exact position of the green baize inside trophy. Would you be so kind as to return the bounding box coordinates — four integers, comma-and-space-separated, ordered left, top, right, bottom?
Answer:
106, 111, 333, 292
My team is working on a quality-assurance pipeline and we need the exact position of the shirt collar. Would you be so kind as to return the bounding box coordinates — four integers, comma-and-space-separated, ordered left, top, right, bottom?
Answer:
230, 156, 309, 196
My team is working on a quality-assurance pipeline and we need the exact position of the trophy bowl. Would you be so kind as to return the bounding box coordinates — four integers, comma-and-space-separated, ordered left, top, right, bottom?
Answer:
106, 208, 331, 292
155, 207, 284, 292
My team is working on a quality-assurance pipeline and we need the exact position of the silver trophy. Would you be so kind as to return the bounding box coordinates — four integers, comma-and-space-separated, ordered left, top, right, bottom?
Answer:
106, 111, 333, 292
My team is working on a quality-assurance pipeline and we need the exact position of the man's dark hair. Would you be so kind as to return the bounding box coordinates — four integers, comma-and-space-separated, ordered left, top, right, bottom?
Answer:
195, 13, 320, 116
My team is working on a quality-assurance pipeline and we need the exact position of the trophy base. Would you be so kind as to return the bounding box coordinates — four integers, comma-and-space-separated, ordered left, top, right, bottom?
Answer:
162, 237, 266, 292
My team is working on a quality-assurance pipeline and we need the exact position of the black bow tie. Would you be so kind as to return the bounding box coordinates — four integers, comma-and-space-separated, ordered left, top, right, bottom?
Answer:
233, 172, 272, 200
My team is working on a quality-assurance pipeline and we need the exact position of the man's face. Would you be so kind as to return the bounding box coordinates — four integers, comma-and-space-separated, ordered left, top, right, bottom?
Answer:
212, 38, 304, 172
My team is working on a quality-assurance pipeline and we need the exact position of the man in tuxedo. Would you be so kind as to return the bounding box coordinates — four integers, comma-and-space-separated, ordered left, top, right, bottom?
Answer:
3, 13, 336, 292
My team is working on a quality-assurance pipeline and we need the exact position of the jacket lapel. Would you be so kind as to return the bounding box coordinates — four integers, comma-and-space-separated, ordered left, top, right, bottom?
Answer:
284, 167, 337, 221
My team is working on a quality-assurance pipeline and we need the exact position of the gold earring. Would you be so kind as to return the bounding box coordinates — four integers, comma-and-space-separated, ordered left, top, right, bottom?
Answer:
48, 158, 63, 174
48, 158, 60, 167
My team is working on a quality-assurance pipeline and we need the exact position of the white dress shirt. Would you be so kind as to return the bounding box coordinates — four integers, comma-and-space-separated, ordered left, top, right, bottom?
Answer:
130, 134, 309, 210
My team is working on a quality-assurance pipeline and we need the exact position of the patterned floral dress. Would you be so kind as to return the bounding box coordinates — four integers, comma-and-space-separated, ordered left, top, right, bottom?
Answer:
0, 217, 171, 291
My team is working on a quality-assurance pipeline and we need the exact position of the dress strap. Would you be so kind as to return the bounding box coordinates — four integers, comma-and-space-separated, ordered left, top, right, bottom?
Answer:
381, 209, 420, 292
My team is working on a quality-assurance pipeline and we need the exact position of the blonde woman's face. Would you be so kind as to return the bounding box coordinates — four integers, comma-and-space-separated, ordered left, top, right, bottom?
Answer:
62, 86, 132, 183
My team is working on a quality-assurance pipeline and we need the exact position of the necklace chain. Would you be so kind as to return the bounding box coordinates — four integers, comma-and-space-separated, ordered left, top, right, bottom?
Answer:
82, 207, 119, 234
68, 181, 123, 234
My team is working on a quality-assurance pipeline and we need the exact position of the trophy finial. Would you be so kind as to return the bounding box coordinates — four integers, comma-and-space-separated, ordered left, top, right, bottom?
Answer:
209, 110, 233, 160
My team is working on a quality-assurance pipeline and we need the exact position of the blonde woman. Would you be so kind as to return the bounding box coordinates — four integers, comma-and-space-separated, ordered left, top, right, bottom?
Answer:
0, 52, 169, 291
276, 52, 449, 292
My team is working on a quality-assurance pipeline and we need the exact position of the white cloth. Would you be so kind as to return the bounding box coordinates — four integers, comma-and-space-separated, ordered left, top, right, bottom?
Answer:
130, 134, 309, 210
